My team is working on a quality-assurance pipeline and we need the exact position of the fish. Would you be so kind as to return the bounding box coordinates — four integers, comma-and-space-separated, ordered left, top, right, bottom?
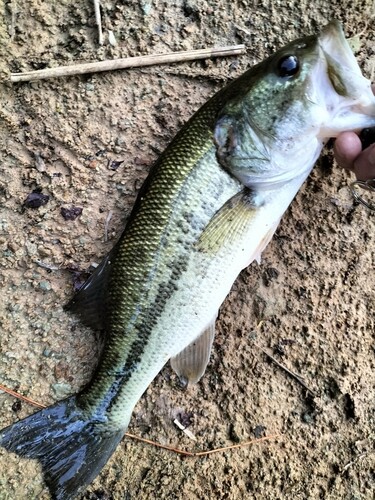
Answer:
1, 20, 375, 499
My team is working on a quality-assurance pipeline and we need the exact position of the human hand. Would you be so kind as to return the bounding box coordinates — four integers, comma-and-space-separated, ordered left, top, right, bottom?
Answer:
334, 129, 375, 180
333, 84, 375, 181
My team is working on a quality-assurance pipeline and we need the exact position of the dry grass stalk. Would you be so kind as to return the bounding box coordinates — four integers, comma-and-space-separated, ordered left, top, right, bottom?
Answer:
10, 45, 246, 83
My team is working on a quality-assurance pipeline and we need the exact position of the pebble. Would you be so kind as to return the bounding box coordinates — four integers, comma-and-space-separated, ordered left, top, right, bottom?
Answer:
52, 382, 72, 399
39, 280, 52, 291
85, 83, 95, 92
141, 1, 152, 15
302, 412, 314, 424
37, 246, 52, 257
25, 241, 37, 256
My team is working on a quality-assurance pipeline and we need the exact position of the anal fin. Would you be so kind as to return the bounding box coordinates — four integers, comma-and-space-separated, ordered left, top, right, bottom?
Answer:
252, 218, 280, 265
170, 318, 216, 385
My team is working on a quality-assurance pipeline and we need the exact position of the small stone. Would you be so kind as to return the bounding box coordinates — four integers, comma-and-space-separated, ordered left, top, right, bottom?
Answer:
52, 382, 72, 399
37, 246, 52, 258
253, 425, 266, 438
39, 280, 52, 291
12, 400, 22, 412
141, 0, 152, 15
302, 412, 314, 424
108, 160, 124, 171
23, 190, 49, 209
61, 206, 83, 221
108, 30, 117, 46
25, 241, 37, 256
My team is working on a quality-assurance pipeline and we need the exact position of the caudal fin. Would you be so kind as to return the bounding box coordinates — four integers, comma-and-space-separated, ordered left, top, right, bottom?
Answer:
0, 396, 124, 499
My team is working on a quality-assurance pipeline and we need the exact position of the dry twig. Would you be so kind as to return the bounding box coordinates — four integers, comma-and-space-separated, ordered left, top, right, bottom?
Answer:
341, 451, 374, 474
125, 432, 280, 457
35, 260, 61, 272
174, 418, 197, 441
254, 342, 317, 397
0, 384, 46, 409
104, 210, 113, 243
93, 0, 104, 46
10, 45, 246, 83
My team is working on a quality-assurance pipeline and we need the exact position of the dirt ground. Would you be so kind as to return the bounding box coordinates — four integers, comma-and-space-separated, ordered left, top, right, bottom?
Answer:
0, 1, 374, 499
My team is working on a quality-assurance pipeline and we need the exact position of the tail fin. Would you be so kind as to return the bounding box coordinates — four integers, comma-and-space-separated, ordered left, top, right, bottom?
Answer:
0, 396, 124, 499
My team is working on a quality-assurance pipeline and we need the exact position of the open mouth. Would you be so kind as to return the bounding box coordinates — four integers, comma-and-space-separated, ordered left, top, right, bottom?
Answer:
319, 20, 371, 100
314, 20, 375, 137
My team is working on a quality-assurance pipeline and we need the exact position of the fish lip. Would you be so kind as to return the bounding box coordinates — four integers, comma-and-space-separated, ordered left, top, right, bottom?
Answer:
319, 20, 351, 57
313, 21, 375, 138
320, 20, 347, 44
318, 20, 363, 81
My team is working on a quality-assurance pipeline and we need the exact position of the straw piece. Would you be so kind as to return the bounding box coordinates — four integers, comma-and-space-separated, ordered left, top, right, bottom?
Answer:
93, 0, 104, 45
10, 45, 246, 83
0, 383, 46, 409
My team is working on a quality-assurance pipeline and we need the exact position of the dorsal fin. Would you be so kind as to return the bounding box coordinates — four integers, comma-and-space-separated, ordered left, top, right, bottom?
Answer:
170, 318, 216, 385
64, 249, 115, 331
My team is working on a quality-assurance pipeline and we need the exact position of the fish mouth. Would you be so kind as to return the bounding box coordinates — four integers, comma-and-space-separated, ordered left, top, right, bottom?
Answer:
318, 20, 365, 99
315, 20, 375, 137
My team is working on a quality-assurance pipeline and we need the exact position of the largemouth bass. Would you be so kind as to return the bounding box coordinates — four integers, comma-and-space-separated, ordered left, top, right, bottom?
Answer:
1, 20, 375, 499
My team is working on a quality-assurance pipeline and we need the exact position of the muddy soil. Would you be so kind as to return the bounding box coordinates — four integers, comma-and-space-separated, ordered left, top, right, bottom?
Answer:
0, 1, 374, 499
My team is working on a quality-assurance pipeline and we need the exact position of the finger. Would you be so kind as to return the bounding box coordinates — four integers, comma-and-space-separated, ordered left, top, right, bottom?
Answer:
333, 131, 362, 171
353, 142, 375, 181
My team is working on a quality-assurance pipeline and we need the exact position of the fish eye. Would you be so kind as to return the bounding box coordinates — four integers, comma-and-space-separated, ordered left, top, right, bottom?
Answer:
277, 55, 300, 78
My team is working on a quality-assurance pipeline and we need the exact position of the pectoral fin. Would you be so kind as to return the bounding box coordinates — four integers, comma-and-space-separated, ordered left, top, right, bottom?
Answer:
170, 318, 216, 385
196, 190, 257, 254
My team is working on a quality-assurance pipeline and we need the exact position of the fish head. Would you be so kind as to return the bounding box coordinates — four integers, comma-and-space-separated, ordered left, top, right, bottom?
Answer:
214, 20, 375, 189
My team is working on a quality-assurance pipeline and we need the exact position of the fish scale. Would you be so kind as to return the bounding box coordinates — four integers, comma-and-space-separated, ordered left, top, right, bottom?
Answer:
82, 144, 242, 421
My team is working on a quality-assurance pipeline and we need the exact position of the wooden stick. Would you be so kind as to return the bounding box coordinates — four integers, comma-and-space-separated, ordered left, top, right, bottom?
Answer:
341, 451, 373, 474
10, 45, 246, 83
9, 1, 18, 42
93, 0, 104, 46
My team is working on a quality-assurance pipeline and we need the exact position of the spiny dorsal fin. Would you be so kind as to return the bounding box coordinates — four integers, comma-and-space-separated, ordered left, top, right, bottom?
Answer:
170, 318, 216, 385
196, 190, 257, 254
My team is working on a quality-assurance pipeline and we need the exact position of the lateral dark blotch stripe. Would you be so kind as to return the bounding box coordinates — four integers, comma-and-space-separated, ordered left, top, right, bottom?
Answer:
87, 253, 190, 414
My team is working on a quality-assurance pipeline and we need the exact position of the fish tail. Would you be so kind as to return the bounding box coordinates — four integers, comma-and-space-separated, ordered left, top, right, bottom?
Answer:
0, 395, 125, 500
